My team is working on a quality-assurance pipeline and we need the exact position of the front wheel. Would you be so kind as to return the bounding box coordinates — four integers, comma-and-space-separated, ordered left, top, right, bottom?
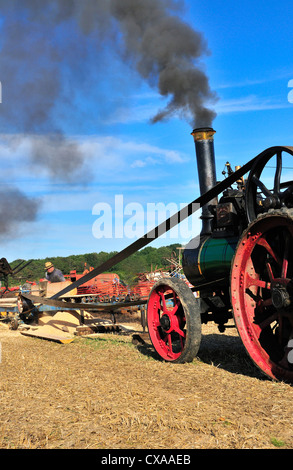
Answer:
147, 277, 201, 363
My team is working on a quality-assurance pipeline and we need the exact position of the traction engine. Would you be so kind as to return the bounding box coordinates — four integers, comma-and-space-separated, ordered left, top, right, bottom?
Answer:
147, 128, 293, 382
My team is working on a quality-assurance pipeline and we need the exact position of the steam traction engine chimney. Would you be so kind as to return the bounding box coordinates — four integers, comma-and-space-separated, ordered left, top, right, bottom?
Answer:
182, 127, 238, 288
191, 127, 218, 234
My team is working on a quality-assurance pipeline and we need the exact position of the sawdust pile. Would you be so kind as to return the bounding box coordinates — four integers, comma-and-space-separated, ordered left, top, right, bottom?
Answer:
0, 320, 293, 449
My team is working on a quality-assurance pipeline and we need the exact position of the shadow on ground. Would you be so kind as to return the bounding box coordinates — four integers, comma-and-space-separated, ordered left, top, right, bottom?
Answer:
197, 333, 267, 380
135, 331, 267, 381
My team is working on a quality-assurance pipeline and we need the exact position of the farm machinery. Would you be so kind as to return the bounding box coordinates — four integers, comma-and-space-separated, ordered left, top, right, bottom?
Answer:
65, 266, 169, 302
13, 127, 293, 382
65, 268, 135, 303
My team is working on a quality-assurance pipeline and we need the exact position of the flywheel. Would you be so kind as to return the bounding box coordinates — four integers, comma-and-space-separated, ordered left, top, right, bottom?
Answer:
245, 146, 293, 223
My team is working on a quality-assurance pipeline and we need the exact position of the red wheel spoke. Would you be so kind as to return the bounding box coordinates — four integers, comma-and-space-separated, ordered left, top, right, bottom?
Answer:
159, 290, 167, 313
160, 333, 174, 359
245, 273, 270, 289
281, 258, 289, 279
281, 233, 290, 278
166, 333, 178, 359
162, 325, 185, 358
170, 299, 180, 316
174, 328, 185, 338
266, 262, 274, 281
256, 237, 282, 265
172, 322, 185, 337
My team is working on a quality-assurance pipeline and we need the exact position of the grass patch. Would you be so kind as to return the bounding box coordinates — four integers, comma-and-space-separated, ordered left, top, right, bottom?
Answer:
76, 334, 135, 352
75, 333, 158, 362
271, 437, 286, 448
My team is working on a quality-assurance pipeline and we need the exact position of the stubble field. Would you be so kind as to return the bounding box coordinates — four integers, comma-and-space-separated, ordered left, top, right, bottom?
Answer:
0, 317, 292, 450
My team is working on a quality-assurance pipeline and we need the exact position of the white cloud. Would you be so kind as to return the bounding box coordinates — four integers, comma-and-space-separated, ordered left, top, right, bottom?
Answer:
131, 159, 146, 168
0, 133, 188, 187
215, 95, 290, 114
215, 70, 293, 90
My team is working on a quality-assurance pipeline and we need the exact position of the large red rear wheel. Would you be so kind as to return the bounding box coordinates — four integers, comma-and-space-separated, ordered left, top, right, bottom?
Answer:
231, 209, 293, 382
147, 277, 201, 363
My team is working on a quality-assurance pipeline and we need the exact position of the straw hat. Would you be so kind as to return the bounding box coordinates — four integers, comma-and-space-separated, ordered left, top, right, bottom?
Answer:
45, 261, 54, 270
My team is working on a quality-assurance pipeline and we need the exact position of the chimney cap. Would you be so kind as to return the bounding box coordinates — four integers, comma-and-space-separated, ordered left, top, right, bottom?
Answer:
191, 127, 216, 141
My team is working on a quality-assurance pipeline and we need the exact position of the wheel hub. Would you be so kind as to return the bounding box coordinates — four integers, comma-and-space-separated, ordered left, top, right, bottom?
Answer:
263, 195, 280, 210
271, 284, 291, 309
160, 314, 171, 331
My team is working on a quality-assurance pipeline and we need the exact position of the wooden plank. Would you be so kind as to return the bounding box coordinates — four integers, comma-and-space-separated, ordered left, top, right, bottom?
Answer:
20, 329, 74, 344
40, 280, 77, 298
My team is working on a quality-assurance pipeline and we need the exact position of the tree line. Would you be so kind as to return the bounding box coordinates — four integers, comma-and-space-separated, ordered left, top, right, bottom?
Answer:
9, 243, 182, 287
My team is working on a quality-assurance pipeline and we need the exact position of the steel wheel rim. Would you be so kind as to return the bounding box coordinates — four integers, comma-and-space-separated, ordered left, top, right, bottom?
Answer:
231, 211, 293, 382
148, 283, 187, 361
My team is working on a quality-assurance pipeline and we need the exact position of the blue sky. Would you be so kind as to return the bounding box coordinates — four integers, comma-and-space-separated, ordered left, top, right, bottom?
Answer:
0, 0, 293, 264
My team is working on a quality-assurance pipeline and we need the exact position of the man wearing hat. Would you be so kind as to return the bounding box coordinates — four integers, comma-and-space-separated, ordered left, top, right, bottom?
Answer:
45, 261, 65, 283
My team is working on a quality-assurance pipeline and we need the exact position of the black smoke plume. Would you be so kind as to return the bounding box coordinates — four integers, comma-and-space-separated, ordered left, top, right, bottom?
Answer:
0, 188, 39, 239
0, 0, 217, 237
109, 0, 217, 126
0, 0, 217, 146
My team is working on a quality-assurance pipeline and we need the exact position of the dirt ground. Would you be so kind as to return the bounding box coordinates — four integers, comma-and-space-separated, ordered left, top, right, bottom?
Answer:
0, 313, 293, 450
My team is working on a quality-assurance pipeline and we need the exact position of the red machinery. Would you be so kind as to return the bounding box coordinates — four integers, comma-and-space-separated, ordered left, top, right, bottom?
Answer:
132, 272, 157, 299
65, 267, 132, 302
65, 265, 182, 302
